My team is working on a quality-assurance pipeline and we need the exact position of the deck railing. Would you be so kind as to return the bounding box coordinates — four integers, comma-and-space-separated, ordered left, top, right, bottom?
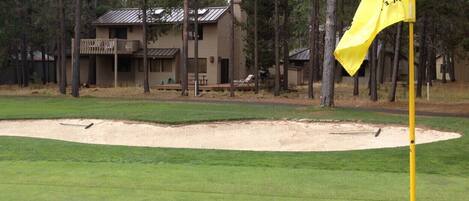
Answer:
75, 39, 140, 55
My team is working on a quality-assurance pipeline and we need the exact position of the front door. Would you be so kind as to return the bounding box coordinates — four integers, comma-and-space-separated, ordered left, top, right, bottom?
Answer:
220, 59, 229, 84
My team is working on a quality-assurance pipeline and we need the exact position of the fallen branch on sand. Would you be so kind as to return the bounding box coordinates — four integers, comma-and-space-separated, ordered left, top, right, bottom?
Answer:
59, 123, 94, 129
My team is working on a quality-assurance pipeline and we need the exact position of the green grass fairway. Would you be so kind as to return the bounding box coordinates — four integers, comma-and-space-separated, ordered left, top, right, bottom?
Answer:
0, 96, 468, 201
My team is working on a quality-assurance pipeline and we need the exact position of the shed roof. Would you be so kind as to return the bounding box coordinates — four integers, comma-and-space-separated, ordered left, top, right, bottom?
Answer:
94, 6, 228, 25
289, 48, 310, 61
288, 48, 376, 62
134, 48, 180, 59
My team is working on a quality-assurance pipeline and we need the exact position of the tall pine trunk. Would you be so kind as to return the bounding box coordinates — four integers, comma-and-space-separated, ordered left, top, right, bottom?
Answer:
29, 51, 34, 84
20, 34, 28, 87
428, 45, 436, 83
449, 51, 456, 82
12, 47, 21, 86
71, 0, 81, 97
377, 38, 386, 84
274, 0, 280, 96
389, 23, 402, 102
181, 0, 189, 96
229, 0, 235, 97
353, 74, 359, 96
87, 0, 97, 85
56, 38, 61, 86
59, 0, 66, 94
320, 0, 337, 107
142, 0, 150, 93
254, 0, 259, 94
41, 46, 47, 84
194, 0, 200, 96
308, 0, 319, 99
370, 40, 378, 101
442, 53, 447, 83
334, 0, 344, 83
426, 38, 434, 86
282, 0, 289, 90
416, 15, 427, 98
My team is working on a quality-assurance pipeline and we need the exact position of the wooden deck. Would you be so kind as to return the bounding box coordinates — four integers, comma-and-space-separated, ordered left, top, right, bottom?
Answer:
75, 39, 140, 55
155, 84, 253, 92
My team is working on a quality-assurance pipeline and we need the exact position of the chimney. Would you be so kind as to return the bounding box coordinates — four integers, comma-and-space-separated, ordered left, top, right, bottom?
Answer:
232, 0, 245, 23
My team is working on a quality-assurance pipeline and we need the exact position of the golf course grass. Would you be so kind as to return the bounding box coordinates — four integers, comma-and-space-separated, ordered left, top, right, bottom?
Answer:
0, 96, 468, 201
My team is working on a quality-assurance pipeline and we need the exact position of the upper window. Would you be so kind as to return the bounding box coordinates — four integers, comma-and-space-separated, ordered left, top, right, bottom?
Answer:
188, 24, 203, 40
188, 58, 207, 73
109, 27, 128, 39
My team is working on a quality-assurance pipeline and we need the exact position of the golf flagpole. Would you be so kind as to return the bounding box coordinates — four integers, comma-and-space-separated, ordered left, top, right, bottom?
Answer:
409, 22, 416, 201
408, 1, 417, 201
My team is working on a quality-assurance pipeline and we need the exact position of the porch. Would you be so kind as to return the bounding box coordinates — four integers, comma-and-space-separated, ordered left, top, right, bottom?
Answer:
78, 39, 140, 55
155, 84, 254, 92
73, 38, 141, 88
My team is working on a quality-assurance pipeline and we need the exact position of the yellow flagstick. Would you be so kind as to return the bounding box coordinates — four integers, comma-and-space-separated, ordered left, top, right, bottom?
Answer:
408, 20, 416, 201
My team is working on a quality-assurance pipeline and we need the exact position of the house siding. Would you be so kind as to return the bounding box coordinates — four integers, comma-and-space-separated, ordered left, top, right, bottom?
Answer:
64, 56, 89, 84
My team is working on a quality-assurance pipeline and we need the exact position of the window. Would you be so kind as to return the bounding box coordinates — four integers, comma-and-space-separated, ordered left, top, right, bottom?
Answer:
150, 59, 161, 72
109, 27, 128, 39
161, 60, 172, 72
111, 58, 131, 72
137, 59, 143, 72
188, 58, 207, 73
139, 59, 173, 73
188, 24, 203, 40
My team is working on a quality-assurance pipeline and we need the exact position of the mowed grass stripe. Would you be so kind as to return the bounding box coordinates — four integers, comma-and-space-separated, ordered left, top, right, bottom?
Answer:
0, 96, 300, 123
1, 161, 468, 201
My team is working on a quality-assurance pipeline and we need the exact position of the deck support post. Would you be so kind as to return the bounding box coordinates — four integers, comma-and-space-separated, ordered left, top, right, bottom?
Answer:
114, 39, 118, 88
71, 39, 74, 87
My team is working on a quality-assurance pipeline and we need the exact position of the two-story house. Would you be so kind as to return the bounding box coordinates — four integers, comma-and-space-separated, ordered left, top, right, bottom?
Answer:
67, 3, 246, 87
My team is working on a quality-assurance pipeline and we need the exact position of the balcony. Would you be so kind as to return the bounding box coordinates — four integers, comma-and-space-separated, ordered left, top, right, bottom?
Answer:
75, 39, 140, 55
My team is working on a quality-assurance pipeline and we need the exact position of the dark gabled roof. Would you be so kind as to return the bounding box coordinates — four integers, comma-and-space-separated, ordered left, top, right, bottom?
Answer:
134, 48, 180, 59
94, 6, 229, 26
289, 48, 310, 61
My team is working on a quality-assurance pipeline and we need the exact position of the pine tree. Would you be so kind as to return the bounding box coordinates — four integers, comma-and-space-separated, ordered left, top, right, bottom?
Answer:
71, 0, 81, 97
142, 0, 150, 93
320, 0, 337, 107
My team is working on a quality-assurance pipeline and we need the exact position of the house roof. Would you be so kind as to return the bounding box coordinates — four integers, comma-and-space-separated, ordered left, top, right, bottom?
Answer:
289, 48, 310, 61
94, 6, 229, 26
134, 48, 180, 59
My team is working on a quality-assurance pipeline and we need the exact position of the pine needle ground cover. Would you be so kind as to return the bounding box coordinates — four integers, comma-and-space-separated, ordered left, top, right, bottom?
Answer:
0, 96, 468, 201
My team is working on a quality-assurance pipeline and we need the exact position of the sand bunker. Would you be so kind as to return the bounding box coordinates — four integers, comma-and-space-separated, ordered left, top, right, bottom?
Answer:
0, 119, 461, 152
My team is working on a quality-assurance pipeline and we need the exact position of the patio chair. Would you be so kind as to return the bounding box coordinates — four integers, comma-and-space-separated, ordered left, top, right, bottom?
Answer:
234, 74, 254, 87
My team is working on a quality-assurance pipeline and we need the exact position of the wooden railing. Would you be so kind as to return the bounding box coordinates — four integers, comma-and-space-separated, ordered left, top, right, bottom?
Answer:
75, 39, 140, 55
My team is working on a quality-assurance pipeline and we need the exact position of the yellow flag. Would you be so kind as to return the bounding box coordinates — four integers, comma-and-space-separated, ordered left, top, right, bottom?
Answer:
334, 0, 416, 76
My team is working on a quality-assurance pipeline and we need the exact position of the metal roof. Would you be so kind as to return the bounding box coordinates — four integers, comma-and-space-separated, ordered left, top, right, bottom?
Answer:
289, 48, 372, 62
94, 6, 229, 25
134, 48, 180, 59
289, 48, 310, 61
